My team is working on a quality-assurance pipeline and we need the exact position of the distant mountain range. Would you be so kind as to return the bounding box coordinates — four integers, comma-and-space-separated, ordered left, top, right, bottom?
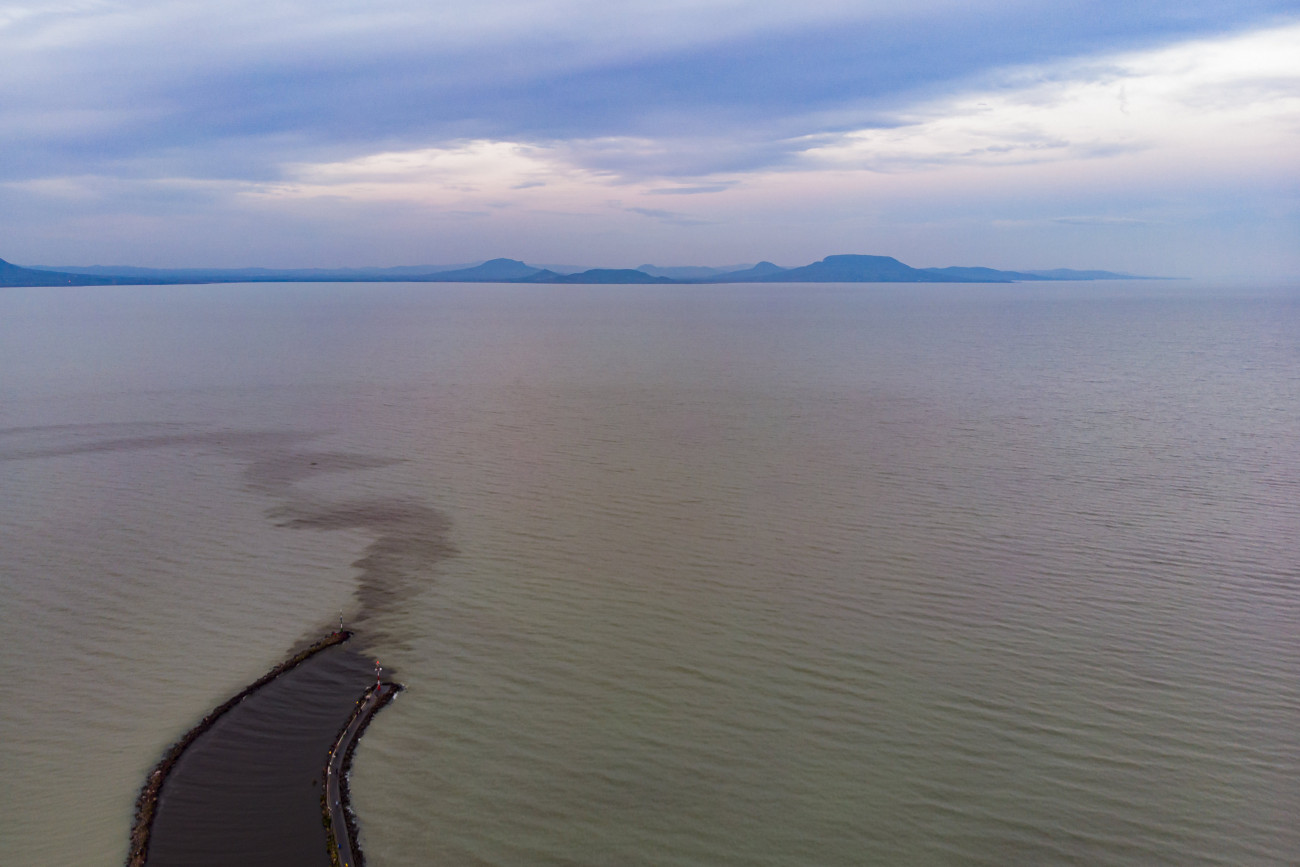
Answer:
0, 258, 168, 286
2, 254, 1151, 287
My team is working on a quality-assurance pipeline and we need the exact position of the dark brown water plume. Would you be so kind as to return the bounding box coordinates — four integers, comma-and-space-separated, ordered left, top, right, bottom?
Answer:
0, 423, 456, 644
272, 499, 456, 643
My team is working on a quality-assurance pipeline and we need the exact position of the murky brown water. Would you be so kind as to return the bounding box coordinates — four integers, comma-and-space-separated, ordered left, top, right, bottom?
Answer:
1, 281, 1297, 865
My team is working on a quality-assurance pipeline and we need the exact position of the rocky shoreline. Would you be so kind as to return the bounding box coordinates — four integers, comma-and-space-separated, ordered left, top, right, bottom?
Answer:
322, 681, 403, 867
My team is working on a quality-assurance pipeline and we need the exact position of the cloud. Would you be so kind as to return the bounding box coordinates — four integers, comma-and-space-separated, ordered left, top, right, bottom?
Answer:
1052, 216, 1151, 226
646, 184, 735, 195
2, 0, 1294, 184
2, 3, 1297, 275
236, 140, 608, 211
798, 23, 1300, 175
227, 21, 1299, 204
626, 206, 715, 226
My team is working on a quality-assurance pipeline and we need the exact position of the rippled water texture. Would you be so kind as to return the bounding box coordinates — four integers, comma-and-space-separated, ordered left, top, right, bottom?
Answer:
0, 281, 1297, 865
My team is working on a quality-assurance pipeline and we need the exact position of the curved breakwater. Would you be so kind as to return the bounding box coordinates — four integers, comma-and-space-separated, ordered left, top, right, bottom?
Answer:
323, 682, 403, 867
128, 632, 398, 867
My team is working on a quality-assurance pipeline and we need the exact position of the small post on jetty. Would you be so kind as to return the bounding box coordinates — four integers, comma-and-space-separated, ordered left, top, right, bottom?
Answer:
374, 660, 382, 689
338, 610, 344, 634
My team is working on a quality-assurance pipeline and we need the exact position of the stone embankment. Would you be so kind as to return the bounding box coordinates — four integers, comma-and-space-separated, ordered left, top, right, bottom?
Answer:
126, 630, 354, 867
322, 681, 403, 867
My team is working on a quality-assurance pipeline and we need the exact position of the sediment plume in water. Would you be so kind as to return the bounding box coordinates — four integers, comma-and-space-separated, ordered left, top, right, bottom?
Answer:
271, 498, 455, 643
132, 638, 382, 867
0, 426, 456, 644
9, 427, 452, 865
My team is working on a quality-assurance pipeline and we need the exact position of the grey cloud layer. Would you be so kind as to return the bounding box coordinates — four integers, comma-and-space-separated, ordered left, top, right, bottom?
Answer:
3, 0, 1292, 183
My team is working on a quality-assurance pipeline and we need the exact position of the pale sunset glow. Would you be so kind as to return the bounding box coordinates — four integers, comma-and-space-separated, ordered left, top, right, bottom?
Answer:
1, 0, 1296, 276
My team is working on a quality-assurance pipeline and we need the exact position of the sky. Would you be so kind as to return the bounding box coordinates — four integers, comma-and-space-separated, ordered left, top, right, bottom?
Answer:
2, 1, 1297, 276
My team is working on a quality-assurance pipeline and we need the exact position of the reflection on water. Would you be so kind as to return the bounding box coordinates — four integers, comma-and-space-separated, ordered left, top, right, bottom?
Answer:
0, 281, 1297, 866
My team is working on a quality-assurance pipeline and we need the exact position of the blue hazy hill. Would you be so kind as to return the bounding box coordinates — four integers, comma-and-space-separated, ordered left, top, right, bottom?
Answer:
922, 266, 1039, 281
524, 268, 675, 284
924, 266, 1139, 281
706, 261, 788, 281
30, 263, 479, 281
1022, 268, 1142, 280
3, 254, 1153, 286
424, 258, 544, 281
638, 264, 757, 280
753, 254, 979, 283
0, 258, 158, 286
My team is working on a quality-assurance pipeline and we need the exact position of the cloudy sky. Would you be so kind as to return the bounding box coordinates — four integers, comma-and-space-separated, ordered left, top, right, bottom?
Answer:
3, 1, 1297, 276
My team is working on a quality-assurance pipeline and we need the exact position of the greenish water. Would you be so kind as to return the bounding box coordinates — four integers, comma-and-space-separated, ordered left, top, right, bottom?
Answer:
1, 280, 1296, 865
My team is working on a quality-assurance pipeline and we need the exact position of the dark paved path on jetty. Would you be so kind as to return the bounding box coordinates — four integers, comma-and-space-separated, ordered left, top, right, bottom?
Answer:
143, 643, 378, 867
325, 682, 398, 867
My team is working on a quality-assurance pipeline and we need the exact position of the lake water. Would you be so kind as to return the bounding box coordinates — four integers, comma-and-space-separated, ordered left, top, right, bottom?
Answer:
1, 280, 1297, 865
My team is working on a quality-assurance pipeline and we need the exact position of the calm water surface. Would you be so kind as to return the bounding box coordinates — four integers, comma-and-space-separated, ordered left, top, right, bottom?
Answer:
0, 280, 1296, 865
